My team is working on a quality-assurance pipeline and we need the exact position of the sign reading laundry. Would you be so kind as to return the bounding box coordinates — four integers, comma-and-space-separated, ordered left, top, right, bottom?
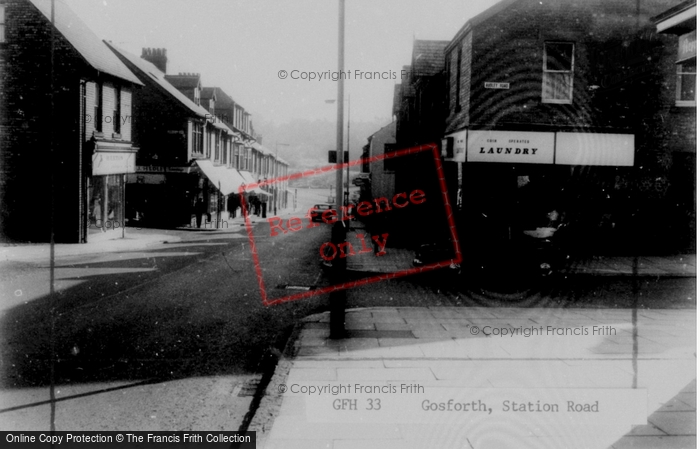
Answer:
467, 130, 555, 164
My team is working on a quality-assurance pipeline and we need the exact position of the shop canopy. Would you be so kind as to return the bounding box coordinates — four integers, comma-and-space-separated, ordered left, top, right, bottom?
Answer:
239, 170, 273, 196
195, 160, 246, 195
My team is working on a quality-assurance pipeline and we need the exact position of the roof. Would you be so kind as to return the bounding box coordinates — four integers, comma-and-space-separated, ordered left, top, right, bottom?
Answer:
163, 73, 201, 89
212, 87, 235, 107
28, 0, 141, 85
105, 42, 208, 119
201, 87, 217, 100
447, 0, 521, 51
412, 40, 450, 77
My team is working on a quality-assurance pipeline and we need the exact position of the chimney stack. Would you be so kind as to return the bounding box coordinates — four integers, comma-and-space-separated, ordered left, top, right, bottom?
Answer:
141, 48, 168, 74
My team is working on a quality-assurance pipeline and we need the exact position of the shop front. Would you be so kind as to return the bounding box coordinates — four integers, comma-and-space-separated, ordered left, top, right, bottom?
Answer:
454, 129, 635, 257
89, 144, 136, 238
126, 165, 196, 228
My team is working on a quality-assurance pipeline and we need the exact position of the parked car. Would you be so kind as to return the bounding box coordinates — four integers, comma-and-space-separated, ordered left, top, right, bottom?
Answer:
309, 203, 336, 222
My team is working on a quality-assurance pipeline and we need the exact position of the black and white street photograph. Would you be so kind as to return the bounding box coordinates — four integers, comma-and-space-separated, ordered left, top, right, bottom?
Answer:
0, 0, 696, 447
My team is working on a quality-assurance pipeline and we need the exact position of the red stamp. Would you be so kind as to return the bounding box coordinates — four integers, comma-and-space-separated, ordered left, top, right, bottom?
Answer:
241, 143, 461, 306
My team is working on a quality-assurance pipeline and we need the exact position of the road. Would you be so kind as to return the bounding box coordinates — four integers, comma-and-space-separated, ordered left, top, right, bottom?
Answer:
0, 187, 695, 430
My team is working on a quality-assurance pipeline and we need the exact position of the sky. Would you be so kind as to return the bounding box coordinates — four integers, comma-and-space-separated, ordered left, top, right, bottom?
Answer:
64, 0, 501, 127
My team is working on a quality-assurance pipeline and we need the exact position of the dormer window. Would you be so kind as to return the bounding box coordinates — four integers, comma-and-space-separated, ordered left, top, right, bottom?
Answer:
194, 87, 200, 106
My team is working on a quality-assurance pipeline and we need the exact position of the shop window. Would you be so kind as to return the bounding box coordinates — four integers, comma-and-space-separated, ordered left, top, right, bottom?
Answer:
542, 42, 574, 104
0, 5, 5, 43
676, 60, 696, 107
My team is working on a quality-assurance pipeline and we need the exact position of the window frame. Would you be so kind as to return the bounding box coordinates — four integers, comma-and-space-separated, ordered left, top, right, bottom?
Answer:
676, 59, 696, 107
542, 41, 575, 104
94, 83, 103, 132
192, 122, 203, 155
113, 87, 121, 134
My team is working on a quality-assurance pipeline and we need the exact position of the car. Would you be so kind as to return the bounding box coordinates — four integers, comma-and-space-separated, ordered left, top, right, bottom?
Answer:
309, 203, 336, 222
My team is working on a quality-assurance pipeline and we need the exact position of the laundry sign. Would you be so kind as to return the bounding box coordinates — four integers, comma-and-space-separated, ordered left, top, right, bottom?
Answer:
467, 130, 555, 164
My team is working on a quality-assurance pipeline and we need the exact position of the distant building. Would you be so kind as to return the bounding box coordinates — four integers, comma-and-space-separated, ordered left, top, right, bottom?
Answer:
0, 0, 142, 242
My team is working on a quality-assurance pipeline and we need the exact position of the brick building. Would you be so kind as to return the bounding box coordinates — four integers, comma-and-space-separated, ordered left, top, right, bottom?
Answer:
394, 0, 693, 256
446, 0, 691, 255
0, 0, 142, 243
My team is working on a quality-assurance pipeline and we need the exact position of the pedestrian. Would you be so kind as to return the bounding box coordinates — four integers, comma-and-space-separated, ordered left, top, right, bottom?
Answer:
261, 194, 268, 218
194, 198, 206, 228
93, 196, 105, 232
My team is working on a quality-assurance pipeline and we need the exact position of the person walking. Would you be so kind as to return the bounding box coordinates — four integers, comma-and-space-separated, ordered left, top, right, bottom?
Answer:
194, 198, 207, 228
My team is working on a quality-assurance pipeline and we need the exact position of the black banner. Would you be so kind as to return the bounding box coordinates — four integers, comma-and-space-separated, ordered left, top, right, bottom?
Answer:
1, 432, 255, 448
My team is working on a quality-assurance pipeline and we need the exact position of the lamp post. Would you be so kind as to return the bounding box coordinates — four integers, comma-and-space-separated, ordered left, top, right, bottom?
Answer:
330, 0, 346, 340
275, 143, 289, 216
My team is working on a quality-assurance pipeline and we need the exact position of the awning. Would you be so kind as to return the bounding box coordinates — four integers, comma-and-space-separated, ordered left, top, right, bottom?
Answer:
238, 170, 272, 196
195, 160, 246, 195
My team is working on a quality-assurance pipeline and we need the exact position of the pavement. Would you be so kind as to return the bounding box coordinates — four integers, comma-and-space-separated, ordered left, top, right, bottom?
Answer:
249, 307, 696, 449
0, 212, 274, 264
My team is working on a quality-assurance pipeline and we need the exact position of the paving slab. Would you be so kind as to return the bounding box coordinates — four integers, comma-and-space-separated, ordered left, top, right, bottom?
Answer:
252, 307, 696, 449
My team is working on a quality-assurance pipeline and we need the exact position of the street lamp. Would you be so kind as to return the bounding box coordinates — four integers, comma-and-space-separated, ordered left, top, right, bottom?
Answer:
275, 142, 290, 216
330, 0, 346, 339
325, 95, 351, 209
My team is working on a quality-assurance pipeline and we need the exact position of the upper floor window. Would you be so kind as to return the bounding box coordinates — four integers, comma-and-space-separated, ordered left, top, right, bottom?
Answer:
0, 5, 6, 43
94, 84, 103, 132
194, 88, 200, 106
542, 42, 574, 104
192, 123, 203, 155
114, 88, 121, 134
214, 132, 221, 162
676, 60, 696, 107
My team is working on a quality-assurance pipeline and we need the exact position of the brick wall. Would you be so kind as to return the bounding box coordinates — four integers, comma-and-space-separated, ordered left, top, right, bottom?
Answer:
0, 0, 138, 242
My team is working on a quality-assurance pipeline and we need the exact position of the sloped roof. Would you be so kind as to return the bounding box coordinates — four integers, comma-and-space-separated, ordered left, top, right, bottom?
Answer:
212, 87, 235, 107
164, 73, 201, 89
201, 87, 217, 100
105, 43, 207, 118
447, 0, 521, 51
412, 40, 449, 77
28, 0, 141, 85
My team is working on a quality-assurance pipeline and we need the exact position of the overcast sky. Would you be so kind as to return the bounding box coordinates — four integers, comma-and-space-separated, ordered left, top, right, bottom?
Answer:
65, 0, 500, 126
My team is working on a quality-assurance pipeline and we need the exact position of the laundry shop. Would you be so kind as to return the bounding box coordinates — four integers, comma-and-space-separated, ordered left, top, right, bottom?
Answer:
444, 128, 636, 254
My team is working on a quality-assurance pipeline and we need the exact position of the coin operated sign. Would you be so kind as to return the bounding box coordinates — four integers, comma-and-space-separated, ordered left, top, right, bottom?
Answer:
442, 129, 467, 162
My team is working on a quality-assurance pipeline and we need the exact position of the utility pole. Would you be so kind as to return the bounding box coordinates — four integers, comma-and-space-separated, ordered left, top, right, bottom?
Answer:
330, 0, 346, 339
275, 143, 289, 216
